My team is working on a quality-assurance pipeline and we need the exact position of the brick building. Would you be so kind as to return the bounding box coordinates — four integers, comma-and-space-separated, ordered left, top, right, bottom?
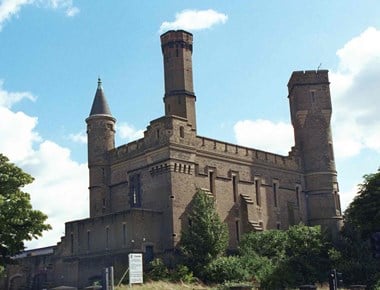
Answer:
4, 30, 343, 289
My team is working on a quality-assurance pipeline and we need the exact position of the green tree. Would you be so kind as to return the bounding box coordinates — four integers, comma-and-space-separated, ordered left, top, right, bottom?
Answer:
179, 189, 228, 278
333, 169, 380, 288
239, 224, 332, 289
344, 169, 380, 238
0, 154, 51, 270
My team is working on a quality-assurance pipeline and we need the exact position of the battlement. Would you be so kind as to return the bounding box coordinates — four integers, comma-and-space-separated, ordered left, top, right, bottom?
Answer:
196, 136, 300, 170
160, 30, 193, 52
109, 138, 147, 163
288, 70, 329, 91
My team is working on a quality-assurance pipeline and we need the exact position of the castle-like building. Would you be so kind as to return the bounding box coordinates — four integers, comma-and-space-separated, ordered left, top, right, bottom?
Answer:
4, 30, 343, 289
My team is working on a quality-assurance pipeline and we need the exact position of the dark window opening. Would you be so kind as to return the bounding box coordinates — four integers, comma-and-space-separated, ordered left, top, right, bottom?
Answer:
209, 171, 215, 194
235, 220, 240, 242
296, 187, 300, 207
70, 233, 74, 254
273, 183, 278, 207
255, 179, 261, 206
334, 191, 341, 213
232, 175, 237, 202
311, 91, 316, 102
145, 245, 154, 264
180, 126, 185, 138
129, 174, 142, 208
87, 231, 90, 250
329, 143, 335, 161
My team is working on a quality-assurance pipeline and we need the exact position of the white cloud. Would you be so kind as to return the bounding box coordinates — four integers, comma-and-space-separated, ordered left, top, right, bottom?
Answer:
0, 81, 87, 249
232, 27, 380, 211
65, 5, 78, 17
340, 184, 360, 213
330, 27, 380, 158
0, 79, 36, 108
159, 9, 228, 33
233, 119, 294, 155
0, 0, 31, 31
22, 141, 88, 249
0, 0, 79, 30
69, 131, 87, 144
38, 0, 79, 17
118, 123, 144, 142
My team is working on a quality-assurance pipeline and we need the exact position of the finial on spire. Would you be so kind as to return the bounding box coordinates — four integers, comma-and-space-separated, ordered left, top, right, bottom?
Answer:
97, 77, 102, 89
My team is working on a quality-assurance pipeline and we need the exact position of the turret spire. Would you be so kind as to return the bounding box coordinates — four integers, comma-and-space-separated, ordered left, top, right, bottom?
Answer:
97, 77, 102, 89
89, 78, 112, 116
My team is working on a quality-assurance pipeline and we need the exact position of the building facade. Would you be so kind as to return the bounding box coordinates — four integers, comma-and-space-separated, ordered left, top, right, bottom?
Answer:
4, 30, 343, 289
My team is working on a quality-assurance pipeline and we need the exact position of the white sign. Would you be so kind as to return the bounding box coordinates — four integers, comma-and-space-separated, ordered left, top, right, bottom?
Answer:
129, 253, 143, 285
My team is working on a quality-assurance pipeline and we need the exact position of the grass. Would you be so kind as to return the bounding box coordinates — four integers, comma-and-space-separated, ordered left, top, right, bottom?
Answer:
115, 281, 216, 289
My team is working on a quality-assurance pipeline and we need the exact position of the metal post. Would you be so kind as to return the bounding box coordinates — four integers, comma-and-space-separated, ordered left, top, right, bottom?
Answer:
103, 267, 109, 290
109, 266, 114, 290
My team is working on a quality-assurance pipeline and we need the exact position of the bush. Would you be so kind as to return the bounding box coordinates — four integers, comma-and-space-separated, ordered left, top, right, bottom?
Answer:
203, 256, 250, 284
170, 264, 195, 284
146, 258, 169, 281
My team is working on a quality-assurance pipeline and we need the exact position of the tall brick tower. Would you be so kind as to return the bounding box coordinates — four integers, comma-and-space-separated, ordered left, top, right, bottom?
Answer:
161, 30, 196, 130
86, 78, 116, 217
288, 70, 343, 239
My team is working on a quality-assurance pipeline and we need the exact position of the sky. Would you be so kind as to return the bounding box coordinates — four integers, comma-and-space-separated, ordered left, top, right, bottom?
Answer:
0, 1, 380, 249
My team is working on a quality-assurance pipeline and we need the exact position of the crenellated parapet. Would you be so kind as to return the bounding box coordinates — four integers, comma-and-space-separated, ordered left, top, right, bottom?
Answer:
195, 136, 300, 171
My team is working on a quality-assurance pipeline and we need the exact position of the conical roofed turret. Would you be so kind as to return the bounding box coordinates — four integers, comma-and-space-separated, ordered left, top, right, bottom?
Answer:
89, 78, 113, 116
86, 78, 116, 217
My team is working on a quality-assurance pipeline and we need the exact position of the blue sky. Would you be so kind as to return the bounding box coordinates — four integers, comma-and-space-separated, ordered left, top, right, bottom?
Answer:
1, 1, 380, 249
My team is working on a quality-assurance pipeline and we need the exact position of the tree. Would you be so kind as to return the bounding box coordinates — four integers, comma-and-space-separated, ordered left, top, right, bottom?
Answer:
0, 154, 51, 270
179, 189, 228, 278
333, 169, 380, 288
239, 224, 332, 289
344, 169, 380, 238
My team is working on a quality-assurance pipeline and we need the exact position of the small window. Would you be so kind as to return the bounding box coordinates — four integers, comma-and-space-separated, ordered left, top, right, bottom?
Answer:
235, 220, 240, 242
329, 143, 335, 161
70, 233, 74, 254
180, 126, 185, 138
255, 179, 261, 206
334, 191, 341, 213
129, 174, 142, 208
156, 129, 160, 139
296, 186, 300, 207
232, 175, 238, 202
311, 91, 316, 102
273, 182, 278, 207
87, 231, 91, 250
209, 171, 215, 194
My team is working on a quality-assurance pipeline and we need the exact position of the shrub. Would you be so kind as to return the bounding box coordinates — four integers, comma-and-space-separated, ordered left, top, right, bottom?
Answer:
170, 264, 195, 284
146, 258, 169, 281
203, 256, 250, 284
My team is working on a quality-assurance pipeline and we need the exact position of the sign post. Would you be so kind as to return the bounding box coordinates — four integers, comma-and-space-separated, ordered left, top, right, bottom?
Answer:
129, 253, 143, 286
